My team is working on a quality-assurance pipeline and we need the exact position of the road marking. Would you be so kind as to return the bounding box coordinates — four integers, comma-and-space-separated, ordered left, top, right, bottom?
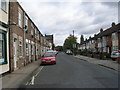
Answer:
31, 76, 35, 85
26, 66, 44, 85
35, 66, 44, 77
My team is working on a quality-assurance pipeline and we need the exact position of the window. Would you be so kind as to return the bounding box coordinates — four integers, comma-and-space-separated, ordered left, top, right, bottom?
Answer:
19, 40, 22, 57
1, 0, 7, 12
38, 33, 39, 40
31, 23, 34, 35
31, 45, 33, 55
24, 15, 28, 32
32, 45, 35, 55
0, 30, 7, 65
18, 8, 23, 28
26, 39, 29, 56
36, 44, 38, 55
35, 28, 37, 38
31, 42, 34, 55
112, 33, 118, 40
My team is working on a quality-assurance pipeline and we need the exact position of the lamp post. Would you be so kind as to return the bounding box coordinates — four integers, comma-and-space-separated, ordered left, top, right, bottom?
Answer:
72, 30, 77, 55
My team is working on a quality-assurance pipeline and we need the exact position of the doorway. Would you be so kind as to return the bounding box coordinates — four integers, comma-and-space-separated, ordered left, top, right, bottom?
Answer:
13, 38, 17, 69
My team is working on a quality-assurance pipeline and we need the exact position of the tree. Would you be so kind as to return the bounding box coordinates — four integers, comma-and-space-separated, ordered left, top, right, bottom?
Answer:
63, 34, 77, 51
80, 35, 84, 44
55, 46, 63, 51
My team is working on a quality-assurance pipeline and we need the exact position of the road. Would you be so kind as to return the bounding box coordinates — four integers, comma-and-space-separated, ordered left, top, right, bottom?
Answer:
25, 53, 118, 88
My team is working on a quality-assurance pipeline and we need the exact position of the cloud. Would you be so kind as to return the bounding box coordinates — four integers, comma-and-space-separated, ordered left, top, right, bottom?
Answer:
18, 0, 118, 46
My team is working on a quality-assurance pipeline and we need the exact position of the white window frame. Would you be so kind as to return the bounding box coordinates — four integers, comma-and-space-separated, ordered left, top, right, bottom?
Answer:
18, 8, 23, 28
31, 23, 34, 35
26, 39, 29, 56
31, 42, 34, 55
24, 15, 28, 31
1, 0, 7, 12
19, 40, 23, 57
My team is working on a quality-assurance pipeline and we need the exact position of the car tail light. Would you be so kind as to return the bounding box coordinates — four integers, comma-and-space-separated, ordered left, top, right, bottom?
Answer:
118, 50, 120, 53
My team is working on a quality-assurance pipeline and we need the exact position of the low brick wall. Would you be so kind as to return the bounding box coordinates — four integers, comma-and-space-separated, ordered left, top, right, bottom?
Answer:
117, 57, 120, 63
79, 52, 111, 60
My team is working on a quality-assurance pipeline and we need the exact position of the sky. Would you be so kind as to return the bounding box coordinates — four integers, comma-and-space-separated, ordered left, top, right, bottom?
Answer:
16, 0, 119, 46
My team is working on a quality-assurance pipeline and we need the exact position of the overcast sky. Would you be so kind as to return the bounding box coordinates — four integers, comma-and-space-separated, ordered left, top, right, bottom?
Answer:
17, 0, 119, 46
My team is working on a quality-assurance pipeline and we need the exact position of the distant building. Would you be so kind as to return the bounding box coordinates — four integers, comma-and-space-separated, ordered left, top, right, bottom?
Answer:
45, 34, 54, 50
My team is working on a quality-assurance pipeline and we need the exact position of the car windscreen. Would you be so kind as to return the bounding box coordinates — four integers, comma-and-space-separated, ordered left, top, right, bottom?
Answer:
112, 51, 118, 54
43, 54, 55, 57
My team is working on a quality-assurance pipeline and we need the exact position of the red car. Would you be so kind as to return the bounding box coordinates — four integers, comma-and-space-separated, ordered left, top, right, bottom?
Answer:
41, 53, 56, 65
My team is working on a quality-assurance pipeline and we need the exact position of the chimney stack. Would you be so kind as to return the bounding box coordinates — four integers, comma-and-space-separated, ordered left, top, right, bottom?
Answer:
100, 28, 103, 33
94, 34, 96, 37
112, 22, 115, 27
89, 36, 91, 39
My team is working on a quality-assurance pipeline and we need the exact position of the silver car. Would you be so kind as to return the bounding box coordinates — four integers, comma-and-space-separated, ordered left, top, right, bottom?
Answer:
111, 51, 120, 60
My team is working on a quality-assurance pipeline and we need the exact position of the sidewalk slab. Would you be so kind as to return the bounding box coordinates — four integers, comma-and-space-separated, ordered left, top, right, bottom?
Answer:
1, 60, 41, 89
74, 55, 119, 71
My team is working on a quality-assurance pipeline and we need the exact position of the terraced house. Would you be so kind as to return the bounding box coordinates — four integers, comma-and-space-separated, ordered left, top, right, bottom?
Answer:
79, 22, 120, 59
0, 0, 9, 74
0, 0, 54, 74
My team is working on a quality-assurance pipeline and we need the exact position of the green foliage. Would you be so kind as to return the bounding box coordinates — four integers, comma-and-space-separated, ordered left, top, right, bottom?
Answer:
63, 34, 77, 51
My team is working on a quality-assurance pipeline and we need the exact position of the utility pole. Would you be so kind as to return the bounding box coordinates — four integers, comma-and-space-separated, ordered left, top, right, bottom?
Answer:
72, 30, 76, 55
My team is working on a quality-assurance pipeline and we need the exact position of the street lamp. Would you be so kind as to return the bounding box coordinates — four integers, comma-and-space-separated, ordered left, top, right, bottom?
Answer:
72, 30, 76, 55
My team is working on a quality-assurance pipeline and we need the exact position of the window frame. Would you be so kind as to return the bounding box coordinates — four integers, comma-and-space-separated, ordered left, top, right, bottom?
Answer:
19, 40, 23, 57
0, 30, 7, 65
24, 15, 28, 32
1, 0, 7, 12
31, 23, 34, 35
18, 7, 23, 28
26, 39, 29, 56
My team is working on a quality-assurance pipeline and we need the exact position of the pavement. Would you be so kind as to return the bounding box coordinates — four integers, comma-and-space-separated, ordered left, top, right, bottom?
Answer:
74, 55, 119, 71
0, 60, 41, 89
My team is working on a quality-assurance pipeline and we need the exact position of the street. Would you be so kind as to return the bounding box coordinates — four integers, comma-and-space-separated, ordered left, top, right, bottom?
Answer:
25, 53, 118, 88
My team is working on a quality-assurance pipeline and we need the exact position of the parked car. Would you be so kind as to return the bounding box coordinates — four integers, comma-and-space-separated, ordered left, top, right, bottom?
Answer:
46, 50, 58, 55
41, 53, 56, 65
111, 50, 120, 60
66, 50, 73, 55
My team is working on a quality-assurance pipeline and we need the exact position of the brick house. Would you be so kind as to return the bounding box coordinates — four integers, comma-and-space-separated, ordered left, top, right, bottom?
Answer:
0, 0, 54, 74
9, 2, 26, 72
9, 1, 48, 72
0, 0, 10, 74
45, 34, 54, 50
79, 22, 120, 59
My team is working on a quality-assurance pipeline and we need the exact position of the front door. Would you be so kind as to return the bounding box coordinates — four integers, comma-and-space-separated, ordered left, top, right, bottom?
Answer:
13, 39, 17, 69
29, 43, 31, 62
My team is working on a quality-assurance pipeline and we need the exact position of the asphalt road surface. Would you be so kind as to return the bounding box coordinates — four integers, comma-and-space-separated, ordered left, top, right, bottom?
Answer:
25, 53, 118, 88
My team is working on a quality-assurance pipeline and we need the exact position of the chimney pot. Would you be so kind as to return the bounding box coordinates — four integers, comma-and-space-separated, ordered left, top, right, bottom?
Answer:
112, 22, 115, 27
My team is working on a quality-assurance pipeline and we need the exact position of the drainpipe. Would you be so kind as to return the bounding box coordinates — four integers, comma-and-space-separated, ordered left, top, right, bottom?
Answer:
8, 1, 11, 73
